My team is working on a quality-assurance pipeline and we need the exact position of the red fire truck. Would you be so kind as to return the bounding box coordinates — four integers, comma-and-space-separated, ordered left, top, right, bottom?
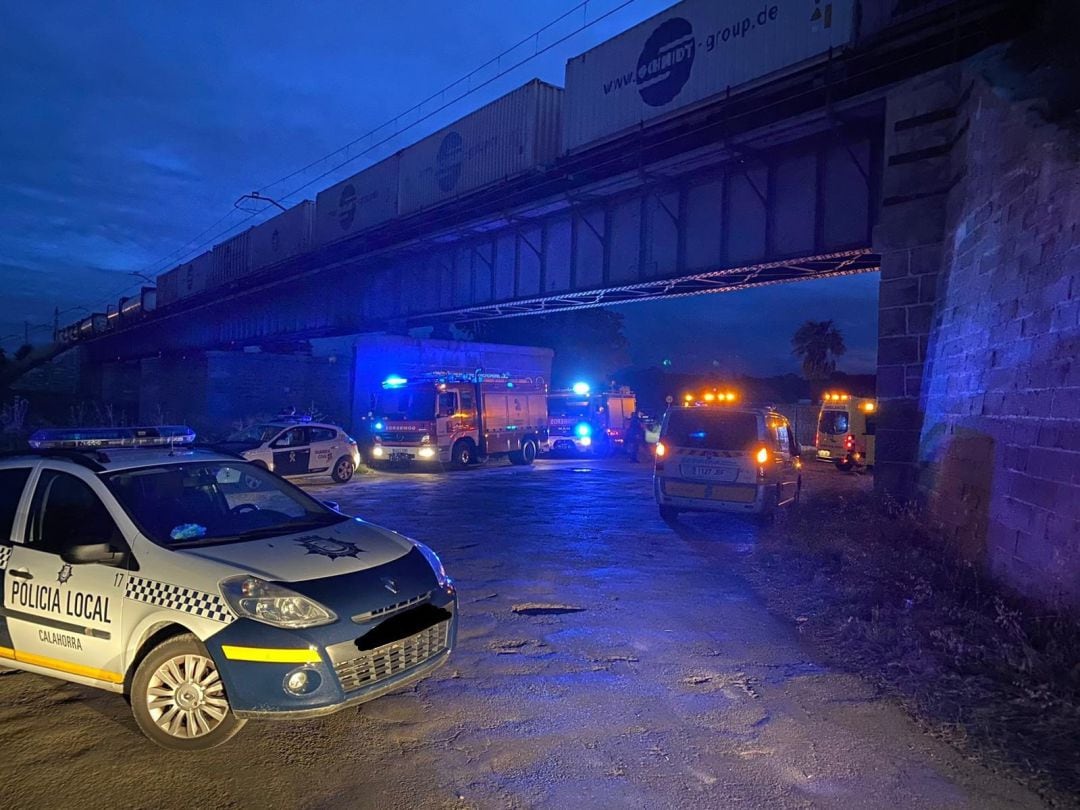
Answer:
368, 371, 548, 468
546, 382, 637, 456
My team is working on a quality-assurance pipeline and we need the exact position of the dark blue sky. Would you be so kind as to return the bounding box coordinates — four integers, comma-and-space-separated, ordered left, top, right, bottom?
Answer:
0, 0, 877, 374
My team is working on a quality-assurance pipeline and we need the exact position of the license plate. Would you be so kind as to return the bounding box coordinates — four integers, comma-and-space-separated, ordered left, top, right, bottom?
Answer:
664, 481, 707, 498
680, 464, 737, 481
817, 449, 831, 458
708, 485, 757, 503
390, 452, 411, 462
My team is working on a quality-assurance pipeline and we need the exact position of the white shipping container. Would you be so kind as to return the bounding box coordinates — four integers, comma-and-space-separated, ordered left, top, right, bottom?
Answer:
211, 229, 252, 287
156, 267, 180, 306
314, 155, 400, 248
563, 0, 854, 152
250, 200, 314, 271
398, 79, 562, 216
176, 252, 212, 300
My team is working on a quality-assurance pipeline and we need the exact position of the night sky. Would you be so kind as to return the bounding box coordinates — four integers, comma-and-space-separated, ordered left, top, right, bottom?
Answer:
0, 0, 877, 375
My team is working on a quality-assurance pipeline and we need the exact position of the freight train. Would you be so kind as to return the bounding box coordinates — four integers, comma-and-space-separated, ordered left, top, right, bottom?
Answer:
58, 0, 859, 343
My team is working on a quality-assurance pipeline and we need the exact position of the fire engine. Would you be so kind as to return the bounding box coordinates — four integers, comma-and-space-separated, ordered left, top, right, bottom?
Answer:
815, 392, 877, 472
546, 382, 636, 456
368, 371, 548, 468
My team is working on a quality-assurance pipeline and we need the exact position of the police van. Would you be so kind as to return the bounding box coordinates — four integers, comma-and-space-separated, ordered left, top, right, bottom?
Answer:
217, 413, 361, 485
654, 391, 802, 521
0, 426, 456, 749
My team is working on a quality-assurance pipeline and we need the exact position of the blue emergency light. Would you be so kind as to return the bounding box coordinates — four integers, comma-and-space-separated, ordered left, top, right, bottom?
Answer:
572, 381, 590, 395
29, 425, 196, 450
575, 422, 592, 438
382, 375, 408, 389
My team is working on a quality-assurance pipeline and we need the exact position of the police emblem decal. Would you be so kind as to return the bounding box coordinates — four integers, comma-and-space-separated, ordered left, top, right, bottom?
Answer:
57, 564, 73, 585
296, 535, 364, 560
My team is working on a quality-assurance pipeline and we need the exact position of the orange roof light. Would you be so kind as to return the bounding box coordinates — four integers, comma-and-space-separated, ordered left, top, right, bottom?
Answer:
861, 401, 876, 412
755, 447, 769, 465
725, 391, 737, 402
703, 392, 716, 402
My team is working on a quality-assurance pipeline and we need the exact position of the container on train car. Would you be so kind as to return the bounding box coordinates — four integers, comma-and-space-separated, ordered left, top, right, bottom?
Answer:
141, 286, 157, 313
211, 229, 253, 288
398, 79, 562, 216
157, 266, 180, 306
562, 0, 854, 153
176, 252, 212, 301
120, 294, 142, 320
106, 304, 120, 330
78, 313, 108, 338
314, 155, 400, 248
249, 201, 315, 271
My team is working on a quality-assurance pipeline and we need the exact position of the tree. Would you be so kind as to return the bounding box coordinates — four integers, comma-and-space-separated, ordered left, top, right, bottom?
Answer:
460, 308, 630, 385
791, 320, 846, 381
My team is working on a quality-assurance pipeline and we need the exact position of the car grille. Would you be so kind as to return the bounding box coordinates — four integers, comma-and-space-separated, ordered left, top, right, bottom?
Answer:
379, 433, 422, 444
333, 620, 449, 693
351, 591, 431, 623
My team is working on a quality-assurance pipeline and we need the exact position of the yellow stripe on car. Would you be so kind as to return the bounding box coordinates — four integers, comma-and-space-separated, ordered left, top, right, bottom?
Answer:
14, 650, 124, 684
221, 645, 321, 664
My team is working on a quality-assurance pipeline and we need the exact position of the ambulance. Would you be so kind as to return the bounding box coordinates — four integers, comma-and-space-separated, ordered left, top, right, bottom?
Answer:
815, 393, 877, 471
369, 371, 548, 468
654, 390, 802, 521
546, 382, 636, 456
0, 426, 457, 749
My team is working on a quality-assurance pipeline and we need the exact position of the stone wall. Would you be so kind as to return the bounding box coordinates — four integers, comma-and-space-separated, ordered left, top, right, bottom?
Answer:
876, 55, 1080, 609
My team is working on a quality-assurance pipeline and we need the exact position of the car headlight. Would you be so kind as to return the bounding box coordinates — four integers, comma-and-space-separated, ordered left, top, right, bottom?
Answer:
411, 540, 449, 588
220, 576, 337, 628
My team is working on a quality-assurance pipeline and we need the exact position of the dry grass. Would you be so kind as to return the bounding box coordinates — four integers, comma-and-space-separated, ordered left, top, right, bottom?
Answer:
742, 491, 1080, 806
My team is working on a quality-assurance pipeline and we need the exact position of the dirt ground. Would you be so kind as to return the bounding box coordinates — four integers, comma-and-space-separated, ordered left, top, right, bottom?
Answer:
0, 458, 1049, 809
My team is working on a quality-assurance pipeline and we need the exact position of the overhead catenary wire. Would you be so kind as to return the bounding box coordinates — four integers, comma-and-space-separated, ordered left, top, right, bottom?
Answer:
36, 0, 643, 347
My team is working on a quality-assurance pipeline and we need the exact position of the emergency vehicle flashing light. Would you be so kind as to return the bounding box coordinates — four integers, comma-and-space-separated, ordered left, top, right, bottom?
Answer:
822, 392, 851, 402
682, 389, 739, 406
572, 381, 590, 395
861, 401, 877, 413
29, 425, 196, 449
574, 422, 592, 438
382, 375, 409, 388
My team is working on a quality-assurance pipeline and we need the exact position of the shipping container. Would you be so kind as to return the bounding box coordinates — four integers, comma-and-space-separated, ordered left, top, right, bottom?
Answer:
120, 295, 142, 320
157, 267, 180, 306
314, 156, 400, 248
141, 286, 157, 313
562, 0, 855, 152
211, 229, 252, 288
106, 304, 120, 330
176, 252, 212, 301
249, 200, 315, 272
398, 79, 562, 216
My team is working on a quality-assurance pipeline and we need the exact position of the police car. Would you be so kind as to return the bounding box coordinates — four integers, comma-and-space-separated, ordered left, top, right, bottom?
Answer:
216, 414, 361, 485
0, 426, 457, 750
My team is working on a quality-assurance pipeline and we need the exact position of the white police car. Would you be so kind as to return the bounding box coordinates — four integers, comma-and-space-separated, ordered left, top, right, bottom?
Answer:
0, 426, 456, 750
217, 415, 361, 485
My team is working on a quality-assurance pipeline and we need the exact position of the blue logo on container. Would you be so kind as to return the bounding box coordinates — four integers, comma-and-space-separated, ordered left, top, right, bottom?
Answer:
636, 17, 695, 107
436, 131, 464, 193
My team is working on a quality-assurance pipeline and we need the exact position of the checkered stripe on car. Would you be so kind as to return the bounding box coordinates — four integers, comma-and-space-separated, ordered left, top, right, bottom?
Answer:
124, 576, 233, 623
0, 546, 10, 570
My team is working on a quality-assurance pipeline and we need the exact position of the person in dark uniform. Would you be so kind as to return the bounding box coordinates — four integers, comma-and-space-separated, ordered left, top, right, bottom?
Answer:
625, 411, 643, 463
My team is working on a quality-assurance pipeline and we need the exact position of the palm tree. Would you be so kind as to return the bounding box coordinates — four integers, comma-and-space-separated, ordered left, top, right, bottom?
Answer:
791, 320, 846, 381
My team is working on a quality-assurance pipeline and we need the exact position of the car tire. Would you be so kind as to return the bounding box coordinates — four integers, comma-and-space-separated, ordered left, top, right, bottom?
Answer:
451, 440, 474, 469
835, 460, 854, 472
510, 439, 537, 466
331, 456, 355, 483
659, 505, 679, 522
130, 634, 246, 751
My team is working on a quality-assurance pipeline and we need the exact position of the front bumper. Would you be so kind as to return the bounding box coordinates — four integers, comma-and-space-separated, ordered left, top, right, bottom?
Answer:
206, 575, 458, 719
547, 436, 594, 453
369, 444, 442, 464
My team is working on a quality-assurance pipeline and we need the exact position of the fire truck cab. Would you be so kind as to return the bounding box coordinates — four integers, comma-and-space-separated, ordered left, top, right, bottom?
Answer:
369, 372, 548, 468
546, 382, 636, 456
815, 393, 877, 472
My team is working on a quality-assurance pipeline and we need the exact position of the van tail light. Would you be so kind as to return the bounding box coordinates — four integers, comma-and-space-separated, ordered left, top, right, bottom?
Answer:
844, 434, 855, 451
655, 442, 666, 458
815, 430, 820, 447
755, 447, 769, 465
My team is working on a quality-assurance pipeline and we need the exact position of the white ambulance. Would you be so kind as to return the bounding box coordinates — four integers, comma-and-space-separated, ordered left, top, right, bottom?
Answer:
0, 426, 456, 749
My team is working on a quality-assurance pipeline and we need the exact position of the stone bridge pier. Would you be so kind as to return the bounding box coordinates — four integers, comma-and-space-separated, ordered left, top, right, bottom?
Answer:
874, 55, 1079, 609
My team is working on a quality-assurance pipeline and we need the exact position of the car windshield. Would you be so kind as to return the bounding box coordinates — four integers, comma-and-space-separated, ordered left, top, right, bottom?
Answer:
375, 386, 436, 421
548, 397, 590, 419
105, 461, 345, 547
228, 423, 282, 443
662, 409, 759, 451
818, 409, 850, 435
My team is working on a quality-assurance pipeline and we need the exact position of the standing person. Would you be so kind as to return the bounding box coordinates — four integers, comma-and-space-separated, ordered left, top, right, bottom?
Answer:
625, 411, 643, 462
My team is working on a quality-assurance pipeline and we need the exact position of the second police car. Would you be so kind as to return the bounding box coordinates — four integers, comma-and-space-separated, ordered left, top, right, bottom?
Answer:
217, 413, 361, 485
0, 426, 456, 749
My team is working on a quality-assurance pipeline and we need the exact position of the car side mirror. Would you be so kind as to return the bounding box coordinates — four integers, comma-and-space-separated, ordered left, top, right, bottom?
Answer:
61, 543, 127, 567
322, 500, 340, 512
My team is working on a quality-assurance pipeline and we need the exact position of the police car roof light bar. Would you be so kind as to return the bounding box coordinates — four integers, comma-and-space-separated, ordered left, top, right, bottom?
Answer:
29, 425, 196, 450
